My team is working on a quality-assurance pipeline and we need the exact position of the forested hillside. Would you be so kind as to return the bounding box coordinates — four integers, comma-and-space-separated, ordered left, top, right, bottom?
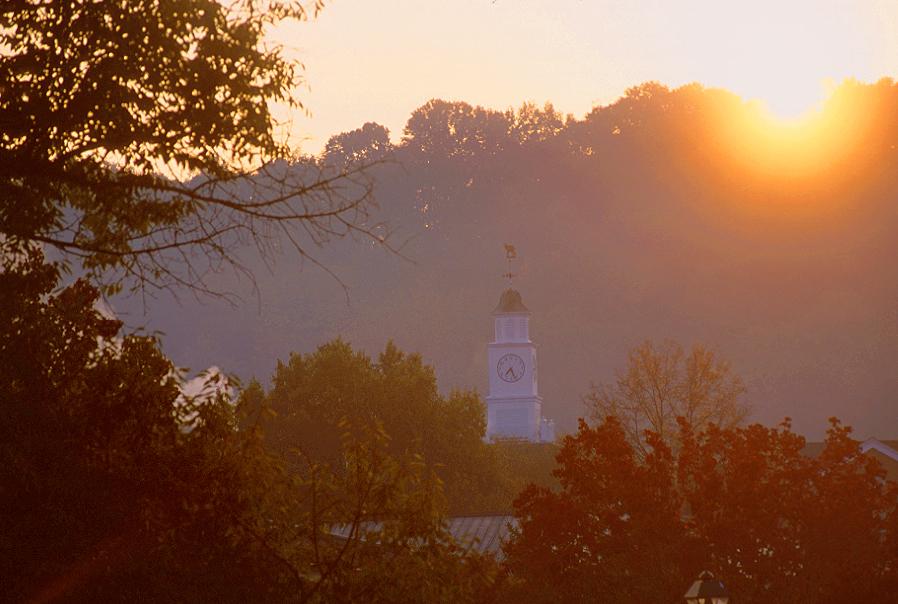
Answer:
120, 81, 898, 437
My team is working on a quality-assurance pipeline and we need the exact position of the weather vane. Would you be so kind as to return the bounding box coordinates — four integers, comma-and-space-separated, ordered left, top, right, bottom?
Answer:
503, 243, 517, 285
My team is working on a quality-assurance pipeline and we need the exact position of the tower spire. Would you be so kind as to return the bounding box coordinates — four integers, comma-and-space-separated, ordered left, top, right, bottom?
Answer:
503, 243, 517, 285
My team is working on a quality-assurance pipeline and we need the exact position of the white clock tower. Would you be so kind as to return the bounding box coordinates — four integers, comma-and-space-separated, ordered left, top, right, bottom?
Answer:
485, 247, 554, 442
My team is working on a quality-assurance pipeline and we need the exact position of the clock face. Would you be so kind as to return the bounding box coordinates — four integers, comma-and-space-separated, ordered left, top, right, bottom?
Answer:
497, 353, 525, 383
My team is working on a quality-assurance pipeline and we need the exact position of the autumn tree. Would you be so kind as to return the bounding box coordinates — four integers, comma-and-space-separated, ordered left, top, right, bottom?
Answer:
585, 340, 748, 456
506, 415, 898, 603
503, 417, 700, 603
0, 0, 384, 296
678, 418, 898, 603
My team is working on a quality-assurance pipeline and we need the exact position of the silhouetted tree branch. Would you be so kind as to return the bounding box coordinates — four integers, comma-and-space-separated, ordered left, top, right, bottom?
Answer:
585, 340, 749, 457
0, 0, 389, 297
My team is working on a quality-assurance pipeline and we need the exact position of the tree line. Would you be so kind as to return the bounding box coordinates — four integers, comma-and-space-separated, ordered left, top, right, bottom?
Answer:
505, 416, 898, 602
136, 78, 898, 438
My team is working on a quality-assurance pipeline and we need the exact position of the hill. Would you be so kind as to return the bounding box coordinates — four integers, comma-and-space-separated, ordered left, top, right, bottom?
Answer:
115, 81, 898, 439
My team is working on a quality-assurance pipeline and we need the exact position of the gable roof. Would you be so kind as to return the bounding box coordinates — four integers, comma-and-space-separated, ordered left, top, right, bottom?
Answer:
859, 438, 898, 461
803, 437, 898, 481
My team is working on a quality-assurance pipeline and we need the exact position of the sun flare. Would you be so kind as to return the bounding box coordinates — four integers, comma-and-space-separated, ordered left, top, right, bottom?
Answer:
709, 84, 873, 207
754, 81, 829, 122
722, 60, 837, 123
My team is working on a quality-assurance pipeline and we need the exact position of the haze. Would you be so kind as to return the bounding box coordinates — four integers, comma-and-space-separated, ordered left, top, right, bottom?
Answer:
122, 79, 898, 441
277, 0, 898, 152
7, 1, 898, 598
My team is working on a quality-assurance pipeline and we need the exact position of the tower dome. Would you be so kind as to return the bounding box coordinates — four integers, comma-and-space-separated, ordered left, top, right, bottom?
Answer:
493, 288, 529, 314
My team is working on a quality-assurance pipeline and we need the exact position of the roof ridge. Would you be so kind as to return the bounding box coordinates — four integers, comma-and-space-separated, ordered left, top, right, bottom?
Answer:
860, 438, 898, 462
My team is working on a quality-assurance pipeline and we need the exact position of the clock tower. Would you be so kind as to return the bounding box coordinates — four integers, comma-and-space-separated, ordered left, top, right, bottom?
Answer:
486, 286, 553, 442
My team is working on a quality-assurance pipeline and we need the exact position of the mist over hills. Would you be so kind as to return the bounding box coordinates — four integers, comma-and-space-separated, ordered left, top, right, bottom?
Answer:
116, 81, 898, 440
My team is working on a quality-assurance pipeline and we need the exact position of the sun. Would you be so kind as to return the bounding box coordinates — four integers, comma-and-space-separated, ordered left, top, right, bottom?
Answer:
721, 62, 836, 123
715, 78, 866, 203
752, 77, 830, 122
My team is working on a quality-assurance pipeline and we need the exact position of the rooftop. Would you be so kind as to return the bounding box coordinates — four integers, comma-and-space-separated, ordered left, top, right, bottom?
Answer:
803, 437, 898, 481
493, 288, 529, 314
329, 514, 517, 560
446, 514, 517, 559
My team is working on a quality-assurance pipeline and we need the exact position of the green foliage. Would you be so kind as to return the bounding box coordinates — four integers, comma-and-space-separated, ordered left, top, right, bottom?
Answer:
491, 439, 560, 501
0, 0, 380, 295
0, 250, 307, 600
258, 339, 500, 514
505, 416, 898, 603
297, 423, 500, 603
0, 255, 498, 602
256, 339, 559, 515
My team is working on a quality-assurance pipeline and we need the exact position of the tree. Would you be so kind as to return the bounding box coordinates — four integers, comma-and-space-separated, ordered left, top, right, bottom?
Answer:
402, 99, 511, 158
293, 424, 501, 603
505, 416, 898, 603
255, 339, 517, 514
0, 0, 384, 296
503, 417, 700, 603
585, 340, 748, 456
0, 251, 285, 600
0, 254, 499, 602
508, 102, 565, 144
678, 418, 898, 603
491, 439, 560, 496
324, 122, 393, 169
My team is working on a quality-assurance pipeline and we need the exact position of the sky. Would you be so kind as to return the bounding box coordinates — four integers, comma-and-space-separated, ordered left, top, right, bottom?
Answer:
273, 0, 898, 154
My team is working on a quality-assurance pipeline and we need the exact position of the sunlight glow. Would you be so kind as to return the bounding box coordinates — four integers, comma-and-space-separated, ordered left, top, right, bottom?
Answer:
709, 86, 875, 213
726, 110, 833, 180
751, 81, 828, 122
268, 1, 898, 152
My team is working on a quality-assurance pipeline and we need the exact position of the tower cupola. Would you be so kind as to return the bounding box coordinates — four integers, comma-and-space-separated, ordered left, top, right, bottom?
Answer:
493, 289, 531, 343
485, 246, 552, 442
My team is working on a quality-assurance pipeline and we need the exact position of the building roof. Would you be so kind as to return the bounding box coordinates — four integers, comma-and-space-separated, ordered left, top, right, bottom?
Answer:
329, 514, 518, 560
446, 514, 517, 559
493, 288, 529, 314
802, 437, 898, 481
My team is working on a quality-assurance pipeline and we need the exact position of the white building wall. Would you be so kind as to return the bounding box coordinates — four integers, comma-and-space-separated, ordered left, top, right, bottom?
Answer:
487, 398, 542, 441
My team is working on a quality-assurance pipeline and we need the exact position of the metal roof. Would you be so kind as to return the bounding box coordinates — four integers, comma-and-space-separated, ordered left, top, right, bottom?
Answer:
329, 514, 518, 560
446, 515, 517, 559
